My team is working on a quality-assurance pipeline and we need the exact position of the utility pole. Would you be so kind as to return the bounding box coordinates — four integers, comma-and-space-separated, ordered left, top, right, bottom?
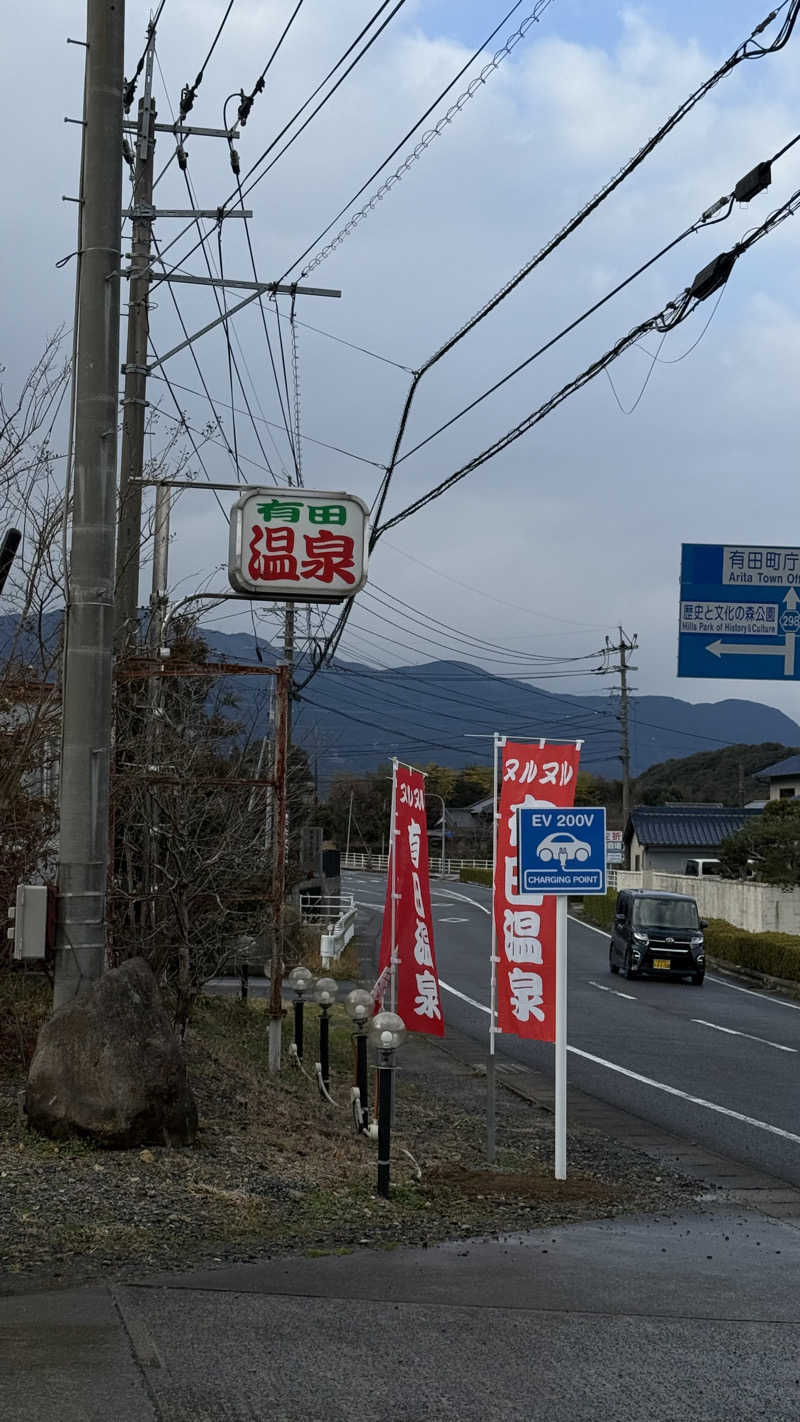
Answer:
54, 0, 125, 1008
116, 27, 156, 650
603, 628, 638, 832
269, 663, 290, 1073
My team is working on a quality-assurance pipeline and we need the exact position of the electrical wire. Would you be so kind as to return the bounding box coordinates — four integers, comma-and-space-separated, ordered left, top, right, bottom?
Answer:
147, 371, 385, 468
179, 0, 237, 121
376, 178, 800, 537
124, 0, 168, 112
369, 1, 800, 531
282, 0, 550, 281
236, 0, 308, 127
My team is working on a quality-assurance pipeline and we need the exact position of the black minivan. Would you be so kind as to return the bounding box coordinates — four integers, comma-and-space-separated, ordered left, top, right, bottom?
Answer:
609, 889, 706, 985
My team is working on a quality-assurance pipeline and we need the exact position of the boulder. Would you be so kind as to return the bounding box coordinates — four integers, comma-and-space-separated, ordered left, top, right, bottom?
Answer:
25, 957, 198, 1147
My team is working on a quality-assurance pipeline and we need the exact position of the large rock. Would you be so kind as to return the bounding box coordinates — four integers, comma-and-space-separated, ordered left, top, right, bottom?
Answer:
25, 957, 198, 1147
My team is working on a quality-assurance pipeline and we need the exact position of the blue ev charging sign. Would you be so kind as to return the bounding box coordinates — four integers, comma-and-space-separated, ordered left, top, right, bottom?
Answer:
516, 806, 607, 895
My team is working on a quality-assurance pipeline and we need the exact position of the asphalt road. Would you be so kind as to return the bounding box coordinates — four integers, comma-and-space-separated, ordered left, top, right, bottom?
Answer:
345, 870, 800, 1187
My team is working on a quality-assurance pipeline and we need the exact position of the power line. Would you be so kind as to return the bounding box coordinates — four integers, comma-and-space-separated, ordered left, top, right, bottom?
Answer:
124, 1, 169, 112
375, 179, 800, 537
235, 0, 308, 128
369, 0, 800, 531
147, 371, 385, 468
281, 0, 550, 281
179, 0, 237, 121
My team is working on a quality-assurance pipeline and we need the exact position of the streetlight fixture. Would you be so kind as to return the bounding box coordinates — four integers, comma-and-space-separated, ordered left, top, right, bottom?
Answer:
426, 792, 447, 878
370, 1009, 407, 1197
345, 987, 373, 1132
286, 965, 314, 1061
313, 976, 339, 1093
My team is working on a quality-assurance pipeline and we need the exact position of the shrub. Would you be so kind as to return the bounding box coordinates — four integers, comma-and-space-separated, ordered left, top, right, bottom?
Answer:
580, 890, 617, 930
704, 919, 800, 983
459, 867, 492, 886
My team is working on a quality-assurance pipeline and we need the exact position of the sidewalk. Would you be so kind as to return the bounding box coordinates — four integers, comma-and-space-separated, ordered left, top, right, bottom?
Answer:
3, 1204, 800, 1421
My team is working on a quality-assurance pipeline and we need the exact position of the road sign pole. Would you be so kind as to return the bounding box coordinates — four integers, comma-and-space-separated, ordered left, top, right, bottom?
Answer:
554, 894, 568, 1180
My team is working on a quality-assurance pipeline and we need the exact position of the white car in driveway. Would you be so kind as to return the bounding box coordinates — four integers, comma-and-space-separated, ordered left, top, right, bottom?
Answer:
536, 831, 591, 863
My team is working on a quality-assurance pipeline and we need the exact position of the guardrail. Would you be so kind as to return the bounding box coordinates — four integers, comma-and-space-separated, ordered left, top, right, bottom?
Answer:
300, 893, 358, 966
342, 853, 493, 875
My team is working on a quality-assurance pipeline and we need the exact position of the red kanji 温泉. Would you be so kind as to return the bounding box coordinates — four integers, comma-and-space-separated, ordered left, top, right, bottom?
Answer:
248, 525, 299, 582
301, 529, 356, 584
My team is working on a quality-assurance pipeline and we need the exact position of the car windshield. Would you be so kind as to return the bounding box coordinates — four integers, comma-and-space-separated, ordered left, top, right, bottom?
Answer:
633, 898, 699, 930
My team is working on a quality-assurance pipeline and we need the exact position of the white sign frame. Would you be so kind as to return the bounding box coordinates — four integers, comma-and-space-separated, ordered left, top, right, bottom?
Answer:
228, 487, 369, 602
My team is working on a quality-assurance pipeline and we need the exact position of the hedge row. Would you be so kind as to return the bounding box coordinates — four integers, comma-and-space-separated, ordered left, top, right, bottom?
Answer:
581, 891, 800, 983
459, 867, 492, 886
704, 919, 800, 984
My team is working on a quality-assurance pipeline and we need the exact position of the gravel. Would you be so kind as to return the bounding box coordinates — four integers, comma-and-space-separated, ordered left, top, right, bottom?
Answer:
0, 993, 702, 1293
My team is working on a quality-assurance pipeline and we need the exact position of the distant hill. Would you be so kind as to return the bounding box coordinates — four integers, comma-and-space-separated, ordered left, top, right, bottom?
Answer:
633, 742, 796, 807
5, 614, 800, 787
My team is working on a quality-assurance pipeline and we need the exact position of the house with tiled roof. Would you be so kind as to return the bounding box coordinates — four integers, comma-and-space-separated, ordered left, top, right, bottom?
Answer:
623, 804, 763, 872
755, 755, 800, 802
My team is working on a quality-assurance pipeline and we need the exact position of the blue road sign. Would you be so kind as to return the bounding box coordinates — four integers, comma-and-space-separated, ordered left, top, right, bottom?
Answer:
679, 543, 800, 681
517, 806, 607, 895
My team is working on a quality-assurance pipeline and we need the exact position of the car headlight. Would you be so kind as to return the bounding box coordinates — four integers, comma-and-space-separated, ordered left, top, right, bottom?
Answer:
690, 934, 704, 947
632, 931, 649, 944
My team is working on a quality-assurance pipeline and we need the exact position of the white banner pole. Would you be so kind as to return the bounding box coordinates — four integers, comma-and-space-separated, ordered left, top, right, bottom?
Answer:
554, 893, 568, 1180
487, 732, 502, 1165
389, 758, 399, 1013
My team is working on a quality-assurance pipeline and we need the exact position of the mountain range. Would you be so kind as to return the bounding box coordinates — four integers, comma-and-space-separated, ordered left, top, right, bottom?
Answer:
5, 614, 800, 786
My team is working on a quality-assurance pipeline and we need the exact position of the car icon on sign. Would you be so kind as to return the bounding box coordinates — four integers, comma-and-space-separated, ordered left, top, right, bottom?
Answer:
537, 832, 591, 863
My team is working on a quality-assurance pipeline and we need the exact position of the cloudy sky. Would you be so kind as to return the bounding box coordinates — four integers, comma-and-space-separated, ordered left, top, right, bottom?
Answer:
6, 0, 800, 727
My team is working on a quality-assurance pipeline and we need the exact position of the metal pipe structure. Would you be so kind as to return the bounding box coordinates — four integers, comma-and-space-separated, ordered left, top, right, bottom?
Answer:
376, 1046, 393, 1197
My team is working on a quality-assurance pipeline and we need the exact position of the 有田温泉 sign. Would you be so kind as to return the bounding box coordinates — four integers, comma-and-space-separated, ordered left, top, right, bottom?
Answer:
228, 488, 369, 601
494, 742, 582, 1043
678, 544, 800, 681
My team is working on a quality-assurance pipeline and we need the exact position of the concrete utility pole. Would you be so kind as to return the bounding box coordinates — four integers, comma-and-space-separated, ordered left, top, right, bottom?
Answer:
269, 663, 290, 1072
54, 0, 126, 1008
116, 28, 156, 650
604, 628, 638, 832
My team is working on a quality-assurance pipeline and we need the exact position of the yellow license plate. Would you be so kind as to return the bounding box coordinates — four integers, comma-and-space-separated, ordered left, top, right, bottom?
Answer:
652, 957, 671, 970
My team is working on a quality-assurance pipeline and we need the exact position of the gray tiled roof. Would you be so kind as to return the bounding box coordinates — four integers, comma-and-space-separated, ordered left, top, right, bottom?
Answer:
626, 805, 762, 849
755, 755, 800, 780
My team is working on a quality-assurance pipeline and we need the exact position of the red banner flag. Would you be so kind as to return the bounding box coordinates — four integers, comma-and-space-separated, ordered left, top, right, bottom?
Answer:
494, 741, 581, 1043
378, 764, 445, 1036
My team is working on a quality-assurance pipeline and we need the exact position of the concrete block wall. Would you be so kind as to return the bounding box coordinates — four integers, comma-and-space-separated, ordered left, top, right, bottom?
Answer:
612, 869, 800, 936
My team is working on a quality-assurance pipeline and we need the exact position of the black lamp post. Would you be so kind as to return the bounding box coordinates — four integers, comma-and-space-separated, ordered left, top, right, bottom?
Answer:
286, 965, 314, 1060
345, 988, 373, 1131
370, 1010, 407, 1197
313, 976, 338, 1092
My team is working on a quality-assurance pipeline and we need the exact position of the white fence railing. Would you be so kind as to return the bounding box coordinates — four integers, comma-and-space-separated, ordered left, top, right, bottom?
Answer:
300, 893, 358, 965
342, 853, 492, 875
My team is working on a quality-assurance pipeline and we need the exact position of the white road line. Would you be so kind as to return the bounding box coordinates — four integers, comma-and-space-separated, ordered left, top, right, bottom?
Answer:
440, 975, 800, 1147
588, 980, 637, 1001
439, 978, 493, 1016
438, 888, 491, 915
707, 973, 800, 1012
691, 1018, 797, 1054
572, 918, 800, 1017
437, 916, 469, 923
569, 914, 608, 937
568, 1045, 800, 1147
355, 901, 385, 910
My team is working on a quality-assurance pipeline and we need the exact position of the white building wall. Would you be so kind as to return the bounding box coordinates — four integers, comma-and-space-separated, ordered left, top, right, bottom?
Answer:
612, 869, 800, 936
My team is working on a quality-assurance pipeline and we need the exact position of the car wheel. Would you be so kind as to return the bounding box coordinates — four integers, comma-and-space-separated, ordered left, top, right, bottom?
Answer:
539, 849, 552, 862
691, 971, 705, 986
609, 944, 619, 975
576, 849, 589, 862
623, 950, 637, 981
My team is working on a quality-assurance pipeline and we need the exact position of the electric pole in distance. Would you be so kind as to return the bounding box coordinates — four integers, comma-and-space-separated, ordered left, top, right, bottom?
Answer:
116, 24, 156, 651
604, 628, 638, 832
54, 0, 126, 1008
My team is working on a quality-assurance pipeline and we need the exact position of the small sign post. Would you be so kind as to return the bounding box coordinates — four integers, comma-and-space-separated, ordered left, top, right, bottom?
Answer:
516, 806, 607, 1179
228, 488, 369, 602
